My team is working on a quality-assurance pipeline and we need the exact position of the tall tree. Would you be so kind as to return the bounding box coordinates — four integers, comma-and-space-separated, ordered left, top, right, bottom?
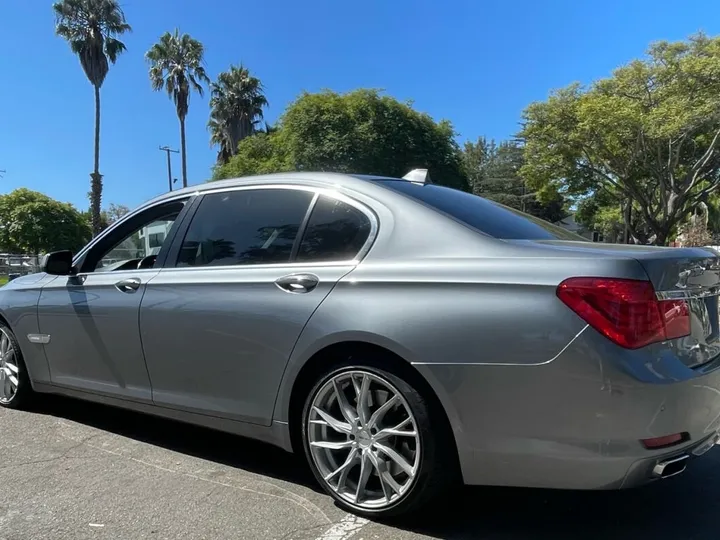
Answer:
146, 30, 209, 188
53, 0, 131, 237
209, 65, 268, 165
213, 89, 468, 190
520, 33, 720, 245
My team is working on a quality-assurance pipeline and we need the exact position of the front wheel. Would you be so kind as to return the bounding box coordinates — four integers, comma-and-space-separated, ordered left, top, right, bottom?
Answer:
0, 323, 34, 409
301, 362, 452, 518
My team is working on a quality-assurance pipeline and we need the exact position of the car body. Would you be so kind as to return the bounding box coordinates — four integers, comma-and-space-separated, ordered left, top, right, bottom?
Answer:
2, 171, 720, 517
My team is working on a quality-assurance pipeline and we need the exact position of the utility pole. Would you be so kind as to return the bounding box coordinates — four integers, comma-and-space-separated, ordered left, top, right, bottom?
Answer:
158, 146, 179, 192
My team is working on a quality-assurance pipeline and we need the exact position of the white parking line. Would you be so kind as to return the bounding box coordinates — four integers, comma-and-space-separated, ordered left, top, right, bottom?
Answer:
314, 513, 369, 540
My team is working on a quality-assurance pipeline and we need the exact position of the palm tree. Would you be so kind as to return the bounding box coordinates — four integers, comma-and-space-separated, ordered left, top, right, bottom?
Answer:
146, 30, 209, 188
208, 65, 268, 165
53, 0, 131, 236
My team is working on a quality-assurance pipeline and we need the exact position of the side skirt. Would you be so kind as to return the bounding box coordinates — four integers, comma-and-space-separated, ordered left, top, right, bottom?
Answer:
32, 382, 294, 452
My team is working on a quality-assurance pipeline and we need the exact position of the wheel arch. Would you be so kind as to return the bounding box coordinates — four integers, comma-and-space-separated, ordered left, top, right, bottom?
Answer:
282, 339, 461, 478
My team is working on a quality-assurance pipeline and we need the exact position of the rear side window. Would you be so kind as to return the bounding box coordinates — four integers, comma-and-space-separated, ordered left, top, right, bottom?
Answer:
297, 196, 372, 262
176, 189, 313, 267
375, 180, 586, 241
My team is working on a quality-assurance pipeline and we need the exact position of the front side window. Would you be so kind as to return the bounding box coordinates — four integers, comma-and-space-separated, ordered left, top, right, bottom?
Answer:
297, 196, 372, 262
82, 200, 187, 273
176, 189, 313, 267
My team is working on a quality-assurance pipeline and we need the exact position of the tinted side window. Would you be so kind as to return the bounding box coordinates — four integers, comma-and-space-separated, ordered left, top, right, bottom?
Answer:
176, 189, 313, 267
297, 196, 372, 262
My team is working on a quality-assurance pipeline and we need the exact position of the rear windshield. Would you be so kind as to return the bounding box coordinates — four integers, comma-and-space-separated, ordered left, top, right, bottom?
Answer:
375, 180, 587, 241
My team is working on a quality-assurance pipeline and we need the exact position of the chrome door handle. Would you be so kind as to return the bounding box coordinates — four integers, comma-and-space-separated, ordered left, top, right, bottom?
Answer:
115, 278, 141, 293
274, 274, 319, 294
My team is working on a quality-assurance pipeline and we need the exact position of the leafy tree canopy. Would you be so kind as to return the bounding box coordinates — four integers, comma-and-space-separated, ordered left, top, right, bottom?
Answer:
0, 189, 91, 255
520, 33, 720, 245
462, 137, 567, 223
213, 89, 467, 190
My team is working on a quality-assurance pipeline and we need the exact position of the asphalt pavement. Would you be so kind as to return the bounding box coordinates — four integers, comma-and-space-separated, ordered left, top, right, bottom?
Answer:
1, 395, 719, 539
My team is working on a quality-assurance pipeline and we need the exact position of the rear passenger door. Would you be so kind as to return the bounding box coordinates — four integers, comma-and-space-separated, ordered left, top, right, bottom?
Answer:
139, 186, 375, 426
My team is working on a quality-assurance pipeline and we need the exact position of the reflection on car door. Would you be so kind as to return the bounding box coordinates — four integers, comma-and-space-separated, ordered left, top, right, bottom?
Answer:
37, 199, 189, 401
140, 188, 375, 425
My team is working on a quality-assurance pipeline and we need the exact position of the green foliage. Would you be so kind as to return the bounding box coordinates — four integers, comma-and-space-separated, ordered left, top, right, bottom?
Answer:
214, 89, 467, 190
462, 137, 566, 223
209, 65, 268, 165
0, 189, 91, 255
520, 33, 720, 245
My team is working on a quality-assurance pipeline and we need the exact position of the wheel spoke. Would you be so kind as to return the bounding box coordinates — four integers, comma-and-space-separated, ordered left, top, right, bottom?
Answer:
359, 374, 373, 425
375, 417, 416, 440
354, 452, 372, 503
325, 448, 358, 484
367, 451, 393, 502
0, 334, 8, 356
312, 406, 352, 435
333, 379, 358, 425
367, 394, 399, 429
310, 440, 354, 450
8, 374, 18, 388
374, 442, 415, 476
4, 361, 18, 374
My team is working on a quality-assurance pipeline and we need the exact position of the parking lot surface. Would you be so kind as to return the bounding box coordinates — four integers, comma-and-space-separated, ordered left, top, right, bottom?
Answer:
1, 395, 720, 539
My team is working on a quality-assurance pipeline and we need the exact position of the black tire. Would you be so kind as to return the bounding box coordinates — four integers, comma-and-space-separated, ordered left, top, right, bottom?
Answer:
301, 356, 455, 519
0, 323, 35, 410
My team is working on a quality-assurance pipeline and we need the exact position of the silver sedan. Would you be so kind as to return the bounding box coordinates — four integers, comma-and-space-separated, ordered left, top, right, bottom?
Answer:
2, 170, 720, 518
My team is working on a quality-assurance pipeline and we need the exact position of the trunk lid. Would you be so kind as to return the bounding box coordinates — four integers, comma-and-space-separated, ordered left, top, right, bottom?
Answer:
531, 241, 720, 368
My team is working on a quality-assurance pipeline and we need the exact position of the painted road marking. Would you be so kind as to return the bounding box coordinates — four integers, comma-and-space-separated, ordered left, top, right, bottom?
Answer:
314, 513, 369, 540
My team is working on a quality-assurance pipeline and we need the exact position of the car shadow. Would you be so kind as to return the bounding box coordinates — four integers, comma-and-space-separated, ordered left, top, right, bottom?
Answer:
32, 395, 720, 540
396, 451, 720, 539
32, 394, 320, 492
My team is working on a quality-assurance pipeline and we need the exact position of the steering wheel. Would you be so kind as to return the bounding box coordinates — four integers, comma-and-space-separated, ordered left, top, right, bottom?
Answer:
137, 255, 157, 270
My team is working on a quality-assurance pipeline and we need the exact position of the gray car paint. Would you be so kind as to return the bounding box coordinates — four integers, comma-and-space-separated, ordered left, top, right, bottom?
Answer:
3, 171, 720, 491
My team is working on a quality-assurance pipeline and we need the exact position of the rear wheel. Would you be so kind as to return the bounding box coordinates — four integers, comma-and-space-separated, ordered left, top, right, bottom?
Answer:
0, 324, 34, 409
301, 360, 452, 518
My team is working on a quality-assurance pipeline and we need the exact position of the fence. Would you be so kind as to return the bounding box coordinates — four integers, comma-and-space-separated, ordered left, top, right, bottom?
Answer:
0, 254, 40, 280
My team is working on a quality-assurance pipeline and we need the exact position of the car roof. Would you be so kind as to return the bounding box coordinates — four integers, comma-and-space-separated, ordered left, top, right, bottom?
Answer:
145, 172, 399, 207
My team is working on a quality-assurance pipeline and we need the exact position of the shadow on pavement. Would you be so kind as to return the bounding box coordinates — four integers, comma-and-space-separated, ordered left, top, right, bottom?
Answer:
32, 394, 320, 492
33, 394, 720, 540
398, 450, 720, 539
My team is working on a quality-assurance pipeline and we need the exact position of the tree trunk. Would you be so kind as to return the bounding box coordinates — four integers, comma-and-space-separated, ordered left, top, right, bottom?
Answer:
90, 84, 103, 237
180, 116, 188, 188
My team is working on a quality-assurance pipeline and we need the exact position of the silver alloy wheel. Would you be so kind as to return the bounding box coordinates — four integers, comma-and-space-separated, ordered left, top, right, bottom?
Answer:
0, 328, 19, 404
307, 370, 420, 509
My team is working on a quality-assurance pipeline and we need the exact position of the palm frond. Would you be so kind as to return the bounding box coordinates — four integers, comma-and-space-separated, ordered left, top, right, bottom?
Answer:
53, 0, 131, 88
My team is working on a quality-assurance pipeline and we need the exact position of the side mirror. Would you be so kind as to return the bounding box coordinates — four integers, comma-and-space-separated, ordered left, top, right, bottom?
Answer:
42, 250, 76, 276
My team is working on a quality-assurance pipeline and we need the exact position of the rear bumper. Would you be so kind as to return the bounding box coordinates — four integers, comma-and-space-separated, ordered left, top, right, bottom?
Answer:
415, 326, 720, 490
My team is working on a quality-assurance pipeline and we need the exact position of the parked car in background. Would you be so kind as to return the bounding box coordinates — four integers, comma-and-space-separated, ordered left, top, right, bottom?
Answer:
1, 170, 720, 518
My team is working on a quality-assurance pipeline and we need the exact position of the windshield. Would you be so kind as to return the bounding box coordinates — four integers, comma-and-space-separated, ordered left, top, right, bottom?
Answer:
374, 180, 587, 242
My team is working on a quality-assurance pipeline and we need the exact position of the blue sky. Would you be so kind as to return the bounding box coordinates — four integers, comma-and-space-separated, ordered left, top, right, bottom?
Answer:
1, 0, 720, 211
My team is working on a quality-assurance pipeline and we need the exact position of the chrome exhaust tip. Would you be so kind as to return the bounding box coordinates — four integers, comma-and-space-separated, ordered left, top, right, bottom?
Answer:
652, 454, 689, 479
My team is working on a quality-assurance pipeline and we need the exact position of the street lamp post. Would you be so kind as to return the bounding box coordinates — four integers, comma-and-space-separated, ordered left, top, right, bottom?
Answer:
158, 146, 179, 192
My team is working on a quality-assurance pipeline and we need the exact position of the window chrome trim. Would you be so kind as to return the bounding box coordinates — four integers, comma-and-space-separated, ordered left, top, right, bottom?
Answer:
171, 183, 379, 269
167, 260, 359, 273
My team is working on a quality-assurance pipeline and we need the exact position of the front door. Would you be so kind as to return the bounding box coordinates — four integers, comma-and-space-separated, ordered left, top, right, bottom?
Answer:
37, 198, 190, 401
140, 187, 375, 425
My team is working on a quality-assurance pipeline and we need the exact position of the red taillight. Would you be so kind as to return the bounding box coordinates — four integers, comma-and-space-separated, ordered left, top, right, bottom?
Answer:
556, 277, 690, 349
